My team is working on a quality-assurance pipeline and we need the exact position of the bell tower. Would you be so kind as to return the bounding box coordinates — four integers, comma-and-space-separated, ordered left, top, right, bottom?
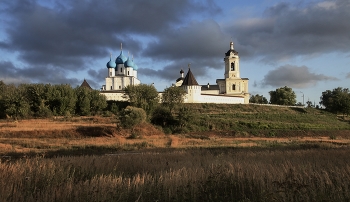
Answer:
224, 41, 240, 79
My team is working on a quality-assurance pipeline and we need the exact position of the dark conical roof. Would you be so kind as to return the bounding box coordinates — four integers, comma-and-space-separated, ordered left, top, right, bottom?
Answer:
181, 68, 199, 86
80, 79, 92, 89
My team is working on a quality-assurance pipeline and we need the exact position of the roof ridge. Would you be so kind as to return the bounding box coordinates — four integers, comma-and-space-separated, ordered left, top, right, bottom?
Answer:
181, 68, 199, 86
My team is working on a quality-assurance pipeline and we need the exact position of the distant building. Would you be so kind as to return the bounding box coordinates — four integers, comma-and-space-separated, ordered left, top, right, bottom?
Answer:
80, 79, 92, 89
100, 44, 140, 101
100, 41, 249, 104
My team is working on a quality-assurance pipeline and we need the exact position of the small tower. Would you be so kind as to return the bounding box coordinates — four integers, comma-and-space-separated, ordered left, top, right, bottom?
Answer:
181, 64, 202, 103
175, 69, 185, 86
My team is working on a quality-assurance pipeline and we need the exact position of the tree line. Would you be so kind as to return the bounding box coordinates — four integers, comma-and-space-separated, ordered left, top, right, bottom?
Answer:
0, 81, 107, 119
250, 86, 350, 115
1, 80, 348, 121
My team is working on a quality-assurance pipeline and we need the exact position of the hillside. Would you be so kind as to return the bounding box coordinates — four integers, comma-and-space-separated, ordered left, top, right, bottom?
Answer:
169, 103, 350, 136
0, 104, 349, 158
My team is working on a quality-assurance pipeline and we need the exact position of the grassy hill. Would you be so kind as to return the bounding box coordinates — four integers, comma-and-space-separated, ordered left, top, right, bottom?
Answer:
0, 103, 349, 158
1, 103, 350, 201
171, 103, 350, 137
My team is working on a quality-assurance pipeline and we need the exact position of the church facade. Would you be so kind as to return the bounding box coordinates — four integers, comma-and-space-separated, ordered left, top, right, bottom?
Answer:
100, 41, 249, 104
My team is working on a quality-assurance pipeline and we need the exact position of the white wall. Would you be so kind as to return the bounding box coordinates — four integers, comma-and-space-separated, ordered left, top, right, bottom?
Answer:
200, 94, 244, 104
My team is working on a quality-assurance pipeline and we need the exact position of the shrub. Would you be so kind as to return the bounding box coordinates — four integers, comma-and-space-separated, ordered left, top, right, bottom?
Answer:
151, 105, 174, 126
119, 106, 147, 129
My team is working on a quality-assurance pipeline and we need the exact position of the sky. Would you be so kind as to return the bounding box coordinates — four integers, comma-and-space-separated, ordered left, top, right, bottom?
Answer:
0, 0, 349, 105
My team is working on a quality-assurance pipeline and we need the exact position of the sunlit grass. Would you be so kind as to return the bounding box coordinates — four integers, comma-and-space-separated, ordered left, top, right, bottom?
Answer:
1, 147, 350, 201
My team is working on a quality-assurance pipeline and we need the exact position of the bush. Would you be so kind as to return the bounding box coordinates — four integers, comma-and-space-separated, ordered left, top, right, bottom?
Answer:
119, 106, 147, 129
151, 105, 174, 126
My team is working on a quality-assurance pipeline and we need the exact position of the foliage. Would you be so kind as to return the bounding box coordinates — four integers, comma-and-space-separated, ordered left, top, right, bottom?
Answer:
306, 100, 313, 108
75, 87, 91, 115
1, 84, 31, 119
177, 106, 199, 129
75, 87, 107, 116
0, 81, 7, 118
119, 106, 147, 128
46, 84, 77, 116
125, 84, 159, 115
320, 87, 350, 115
249, 94, 268, 104
106, 101, 129, 114
151, 105, 174, 127
269, 86, 297, 105
89, 89, 107, 115
161, 86, 186, 112
0, 81, 109, 118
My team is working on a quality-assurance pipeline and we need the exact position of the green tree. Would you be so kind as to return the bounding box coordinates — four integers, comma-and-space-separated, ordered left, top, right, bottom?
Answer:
90, 90, 107, 115
161, 86, 186, 113
75, 87, 91, 116
46, 84, 76, 116
124, 84, 159, 115
306, 100, 313, 108
320, 87, 350, 116
2, 84, 31, 119
151, 105, 174, 127
0, 81, 6, 118
20, 83, 52, 117
75, 87, 107, 116
269, 86, 296, 105
249, 94, 268, 104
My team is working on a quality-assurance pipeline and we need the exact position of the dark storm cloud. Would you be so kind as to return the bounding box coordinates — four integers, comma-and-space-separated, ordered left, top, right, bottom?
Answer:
144, 20, 228, 66
261, 65, 338, 88
138, 56, 222, 82
87, 68, 106, 89
226, 0, 350, 62
0, 60, 81, 86
0, 0, 218, 85
0, 61, 28, 84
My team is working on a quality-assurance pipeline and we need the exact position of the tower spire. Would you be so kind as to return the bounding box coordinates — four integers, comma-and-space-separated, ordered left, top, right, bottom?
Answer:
121, 43, 123, 50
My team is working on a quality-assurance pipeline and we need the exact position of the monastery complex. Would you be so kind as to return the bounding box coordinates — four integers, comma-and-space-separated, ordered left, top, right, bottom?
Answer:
100, 41, 250, 104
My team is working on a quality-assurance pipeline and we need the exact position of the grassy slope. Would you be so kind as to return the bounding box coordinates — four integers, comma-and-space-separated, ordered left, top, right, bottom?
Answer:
180, 103, 350, 136
0, 104, 349, 158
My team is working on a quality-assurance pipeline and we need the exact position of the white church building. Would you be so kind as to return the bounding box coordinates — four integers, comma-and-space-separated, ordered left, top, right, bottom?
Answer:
100, 41, 250, 104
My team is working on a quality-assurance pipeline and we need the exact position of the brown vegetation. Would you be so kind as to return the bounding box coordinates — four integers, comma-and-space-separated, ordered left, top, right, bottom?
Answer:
0, 116, 350, 158
1, 147, 350, 201
0, 114, 350, 201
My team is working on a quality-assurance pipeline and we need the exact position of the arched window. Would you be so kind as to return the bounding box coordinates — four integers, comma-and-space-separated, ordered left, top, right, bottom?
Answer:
231, 62, 235, 71
128, 71, 130, 75
121, 68, 123, 72
232, 84, 236, 91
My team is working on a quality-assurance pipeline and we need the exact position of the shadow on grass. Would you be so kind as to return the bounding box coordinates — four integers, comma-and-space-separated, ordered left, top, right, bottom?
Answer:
75, 126, 117, 137
290, 107, 307, 113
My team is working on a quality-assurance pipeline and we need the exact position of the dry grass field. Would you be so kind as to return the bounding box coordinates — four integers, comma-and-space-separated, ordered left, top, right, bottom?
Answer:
1, 115, 350, 201
0, 116, 349, 157
1, 146, 350, 201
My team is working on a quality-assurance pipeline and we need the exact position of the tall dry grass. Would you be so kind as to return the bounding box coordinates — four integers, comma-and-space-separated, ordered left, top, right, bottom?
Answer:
1, 147, 350, 201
